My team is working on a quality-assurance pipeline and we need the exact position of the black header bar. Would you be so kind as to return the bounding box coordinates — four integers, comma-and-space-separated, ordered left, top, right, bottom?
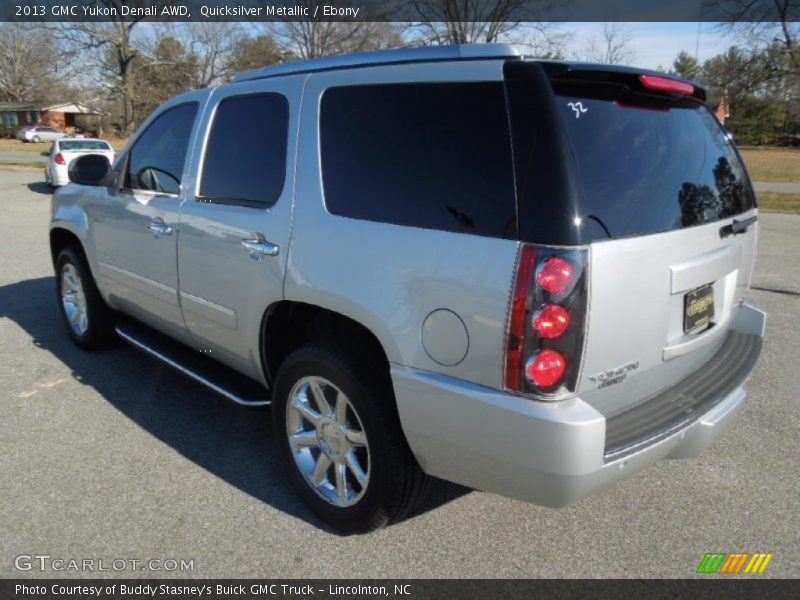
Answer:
4, 0, 794, 23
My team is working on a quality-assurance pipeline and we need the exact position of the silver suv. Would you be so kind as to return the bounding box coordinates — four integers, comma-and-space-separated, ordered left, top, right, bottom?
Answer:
49, 44, 765, 533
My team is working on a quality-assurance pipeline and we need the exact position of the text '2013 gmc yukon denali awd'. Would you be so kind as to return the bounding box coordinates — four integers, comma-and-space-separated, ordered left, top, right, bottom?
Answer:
49, 44, 765, 533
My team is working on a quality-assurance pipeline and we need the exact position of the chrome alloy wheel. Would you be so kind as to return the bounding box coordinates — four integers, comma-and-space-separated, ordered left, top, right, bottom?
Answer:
61, 263, 88, 336
286, 376, 370, 508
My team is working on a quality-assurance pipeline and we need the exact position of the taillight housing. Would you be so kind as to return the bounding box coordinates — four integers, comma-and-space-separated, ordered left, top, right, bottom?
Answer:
54, 153, 66, 165
504, 244, 588, 399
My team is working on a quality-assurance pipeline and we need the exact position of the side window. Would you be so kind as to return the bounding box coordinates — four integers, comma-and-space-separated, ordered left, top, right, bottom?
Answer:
126, 102, 198, 195
200, 93, 289, 207
320, 82, 517, 239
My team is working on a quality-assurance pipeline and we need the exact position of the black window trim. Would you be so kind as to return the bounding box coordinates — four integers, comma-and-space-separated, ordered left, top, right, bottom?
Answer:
116, 100, 199, 197
196, 91, 290, 210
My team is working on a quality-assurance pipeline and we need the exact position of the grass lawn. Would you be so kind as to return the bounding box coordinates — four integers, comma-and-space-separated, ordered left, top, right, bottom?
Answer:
757, 192, 800, 214
739, 147, 800, 183
0, 161, 45, 168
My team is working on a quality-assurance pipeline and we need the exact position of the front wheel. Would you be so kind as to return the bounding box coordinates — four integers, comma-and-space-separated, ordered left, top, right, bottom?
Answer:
55, 246, 116, 349
31, 135, 41, 143
273, 344, 428, 533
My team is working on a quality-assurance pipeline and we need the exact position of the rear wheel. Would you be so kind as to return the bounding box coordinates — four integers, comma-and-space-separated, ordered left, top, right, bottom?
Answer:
55, 246, 116, 349
273, 343, 428, 533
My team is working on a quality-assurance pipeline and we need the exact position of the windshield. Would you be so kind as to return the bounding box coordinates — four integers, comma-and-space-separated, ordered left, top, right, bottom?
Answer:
59, 140, 111, 151
556, 95, 755, 239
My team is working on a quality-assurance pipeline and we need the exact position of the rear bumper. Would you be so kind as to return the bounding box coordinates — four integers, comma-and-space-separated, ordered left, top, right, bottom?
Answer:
392, 303, 765, 507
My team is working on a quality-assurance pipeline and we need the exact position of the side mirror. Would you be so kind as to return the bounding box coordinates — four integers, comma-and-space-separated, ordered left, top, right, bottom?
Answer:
40, 151, 49, 156
68, 154, 110, 186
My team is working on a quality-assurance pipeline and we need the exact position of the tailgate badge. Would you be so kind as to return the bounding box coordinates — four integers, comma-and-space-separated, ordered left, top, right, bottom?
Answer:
588, 361, 639, 389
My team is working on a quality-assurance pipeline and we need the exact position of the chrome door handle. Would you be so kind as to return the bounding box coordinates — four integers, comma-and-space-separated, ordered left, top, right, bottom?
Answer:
240, 238, 279, 257
147, 221, 173, 236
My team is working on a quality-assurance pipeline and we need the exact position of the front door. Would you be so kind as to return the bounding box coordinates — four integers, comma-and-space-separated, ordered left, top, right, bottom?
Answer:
89, 99, 202, 338
177, 76, 304, 384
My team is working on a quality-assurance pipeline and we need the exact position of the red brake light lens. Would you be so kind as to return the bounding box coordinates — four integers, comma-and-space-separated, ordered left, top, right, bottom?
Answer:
54, 153, 65, 165
536, 257, 574, 294
639, 74, 694, 96
533, 304, 571, 339
525, 349, 567, 388
504, 245, 537, 391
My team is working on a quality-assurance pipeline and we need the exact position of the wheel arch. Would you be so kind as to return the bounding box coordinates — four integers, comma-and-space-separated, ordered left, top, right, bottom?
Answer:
260, 301, 397, 391
49, 227, 84, 266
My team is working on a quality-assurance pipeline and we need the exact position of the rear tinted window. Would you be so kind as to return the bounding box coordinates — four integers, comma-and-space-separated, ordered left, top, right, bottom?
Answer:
200, 93, 289, 207
556, 95, 755, 239
320, 82, 517, 238
59, 140, 111, 151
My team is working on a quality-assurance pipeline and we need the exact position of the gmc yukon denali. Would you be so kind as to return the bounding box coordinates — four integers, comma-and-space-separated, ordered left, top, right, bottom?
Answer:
49, 44, 765, 533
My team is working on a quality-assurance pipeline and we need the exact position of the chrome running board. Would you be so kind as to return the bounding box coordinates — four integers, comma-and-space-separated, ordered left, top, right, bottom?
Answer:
115, 319, 270, 407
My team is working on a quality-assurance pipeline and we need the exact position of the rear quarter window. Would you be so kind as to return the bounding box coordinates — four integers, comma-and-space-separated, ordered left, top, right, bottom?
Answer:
319, 82, 517, 239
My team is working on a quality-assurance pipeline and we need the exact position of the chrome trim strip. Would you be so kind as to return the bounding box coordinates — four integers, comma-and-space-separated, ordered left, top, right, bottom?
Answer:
99, 262, 176, 294
115, 326, 270, 407
179, 291, 235, 317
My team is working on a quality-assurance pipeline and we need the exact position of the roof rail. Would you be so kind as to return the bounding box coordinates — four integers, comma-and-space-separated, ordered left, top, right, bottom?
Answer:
233, 43, 522, 82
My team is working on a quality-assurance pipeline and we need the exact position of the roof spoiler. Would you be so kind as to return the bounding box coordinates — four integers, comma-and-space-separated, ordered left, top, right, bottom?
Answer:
539, 62, 707, 103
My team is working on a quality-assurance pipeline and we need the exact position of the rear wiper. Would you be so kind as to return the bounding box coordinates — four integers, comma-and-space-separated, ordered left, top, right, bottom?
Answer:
719, 215, 758, 238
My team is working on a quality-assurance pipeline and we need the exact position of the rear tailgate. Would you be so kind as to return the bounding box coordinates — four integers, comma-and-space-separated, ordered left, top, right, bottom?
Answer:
505, 61, 761, 425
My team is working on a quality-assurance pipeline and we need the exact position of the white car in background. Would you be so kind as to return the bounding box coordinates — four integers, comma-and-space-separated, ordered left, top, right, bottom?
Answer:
44, 139, 116, 187
17, 126, 66, 143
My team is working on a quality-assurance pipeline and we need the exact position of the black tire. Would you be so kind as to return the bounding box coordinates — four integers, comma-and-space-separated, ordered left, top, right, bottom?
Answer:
32, 135, 41, 143
273, 343, 429, 533
55, 246, 116, 350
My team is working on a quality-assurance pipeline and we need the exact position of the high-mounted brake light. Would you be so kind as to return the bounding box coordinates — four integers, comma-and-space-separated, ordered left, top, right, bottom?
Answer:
54, 153, 66, 165
639, 74, 694, 96
525, 349, 567, 388
533, 304, 571, 339
536, 257, 574, 295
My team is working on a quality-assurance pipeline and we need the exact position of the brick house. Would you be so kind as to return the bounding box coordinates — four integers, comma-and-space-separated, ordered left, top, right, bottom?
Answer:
0, 102, 101, 132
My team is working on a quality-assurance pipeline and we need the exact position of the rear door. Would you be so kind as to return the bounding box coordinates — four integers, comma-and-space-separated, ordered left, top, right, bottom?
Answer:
557, 69, 757, 414
176, 76, 303, 384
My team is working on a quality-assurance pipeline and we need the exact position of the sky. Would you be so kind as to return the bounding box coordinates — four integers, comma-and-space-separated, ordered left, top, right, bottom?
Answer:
535, 22, 733, 71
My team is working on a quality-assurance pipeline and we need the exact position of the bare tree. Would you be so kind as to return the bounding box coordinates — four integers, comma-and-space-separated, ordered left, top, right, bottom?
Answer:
410, 0, 527, 44
584, 23, 637, 65
169, 22, 245, 86
713, 0, 799, 76
57, 1, 182, 134
516, 23, 571, 59
0, 23, 64, 101
270, 21, 403, 60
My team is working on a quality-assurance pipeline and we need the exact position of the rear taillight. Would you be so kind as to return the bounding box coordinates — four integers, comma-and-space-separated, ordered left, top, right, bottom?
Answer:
504, 244, 588, 398
54, 153, 65, 165
113, 153, 119, 163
